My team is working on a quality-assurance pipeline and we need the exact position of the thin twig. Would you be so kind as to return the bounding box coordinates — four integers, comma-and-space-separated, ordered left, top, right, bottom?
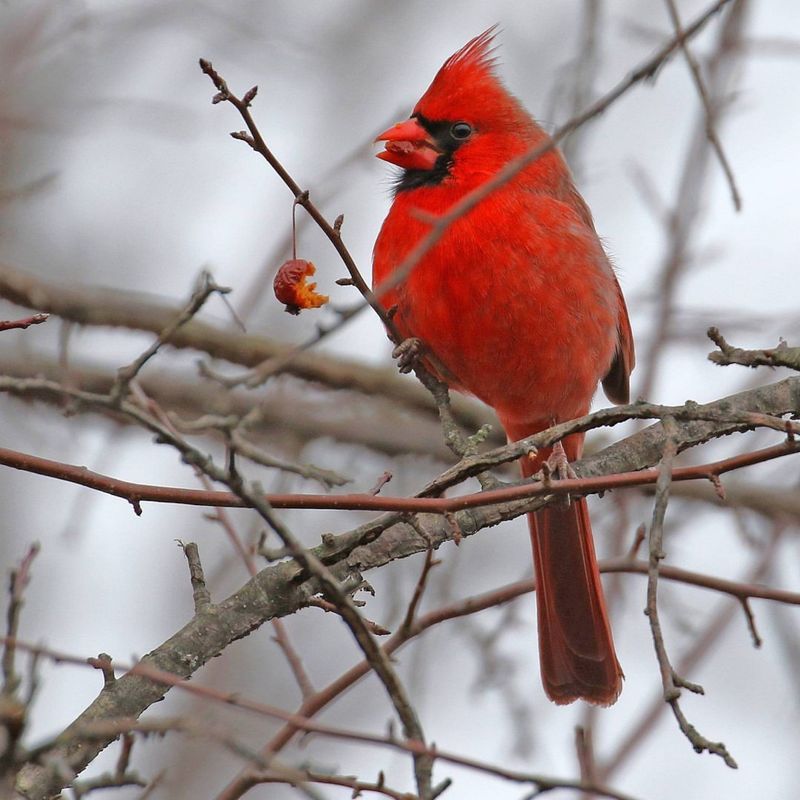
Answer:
638, 0, 748, 398
248, 765, 416, 800
399, 546, 439, 637
199, 59, 482, 468
0, 436, 795, 515
110, 270, 229, 404
663, 0, 742, 210
708, 327, 800, 371
2, 543, 40, 696
132, 384, 318, 708
597, 529, 780, 782
0, 260, 495, 437
6, 635, 641, 800
645, 417, 737, 768
0, 312, 49, 331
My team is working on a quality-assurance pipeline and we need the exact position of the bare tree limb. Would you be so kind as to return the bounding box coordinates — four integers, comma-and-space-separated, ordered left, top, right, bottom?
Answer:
708, 327, 800, 371
644, 418, 737, 767
9, 373, 799, 797
0, 262, 495, 437
0, 353, 461, 462
0, 436, 796, 516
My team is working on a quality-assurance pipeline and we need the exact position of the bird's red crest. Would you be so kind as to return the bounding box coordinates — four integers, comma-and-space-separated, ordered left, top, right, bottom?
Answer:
440, 26, 499, 77
412, 26, 524, 131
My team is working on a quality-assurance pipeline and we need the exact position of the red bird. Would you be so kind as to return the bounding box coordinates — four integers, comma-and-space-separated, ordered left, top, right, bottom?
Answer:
372, 29, 634, 705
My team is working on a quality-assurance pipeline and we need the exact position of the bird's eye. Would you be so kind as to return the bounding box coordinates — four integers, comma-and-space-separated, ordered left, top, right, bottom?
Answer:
450, 122, 473, 140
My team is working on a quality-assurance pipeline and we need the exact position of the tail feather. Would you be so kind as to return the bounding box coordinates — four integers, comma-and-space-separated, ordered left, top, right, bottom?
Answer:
529, 499, 622, 705
507, 426, 623, 706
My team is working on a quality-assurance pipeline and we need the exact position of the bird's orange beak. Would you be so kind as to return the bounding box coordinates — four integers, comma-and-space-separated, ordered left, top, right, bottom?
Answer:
375, 118, 441, 171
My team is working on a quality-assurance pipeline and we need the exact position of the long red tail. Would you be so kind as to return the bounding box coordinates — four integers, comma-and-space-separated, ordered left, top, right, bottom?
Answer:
517, 434, 623, 705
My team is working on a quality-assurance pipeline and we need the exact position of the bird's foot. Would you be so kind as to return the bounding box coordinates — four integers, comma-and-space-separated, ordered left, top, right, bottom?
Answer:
537, 440, 576, 507
538, 440, 577, 482
392, 337, 426, 374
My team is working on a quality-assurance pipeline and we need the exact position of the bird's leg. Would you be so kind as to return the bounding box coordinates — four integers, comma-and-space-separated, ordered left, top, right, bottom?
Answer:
392, 337, 426, 374
537, 439, 577, 507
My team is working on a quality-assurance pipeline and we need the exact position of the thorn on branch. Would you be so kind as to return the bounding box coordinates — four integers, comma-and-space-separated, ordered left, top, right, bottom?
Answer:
672, 670, 704, 695
257, 531, 289, 562
368, 471, 393, 496
230, 130, 256, 148
366, 619, 392, 637
710, 474, 726, 501
0, 312, 49, 332
198, 58, 227, 95
87, 653, 116, 689
242, 85, 258, 106
739, 597, 762, 648
179, 541, 212, 612
627, 523, 646, 559
308, 596, 390, 636
355, 578, 375, 598
445, 511, 462, 545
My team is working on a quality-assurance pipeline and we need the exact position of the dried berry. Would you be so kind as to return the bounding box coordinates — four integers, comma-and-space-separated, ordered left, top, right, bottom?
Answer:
273, 259, 329, 315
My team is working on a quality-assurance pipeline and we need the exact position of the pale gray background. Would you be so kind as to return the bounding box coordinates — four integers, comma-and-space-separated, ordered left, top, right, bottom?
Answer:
1, 1, 798, 799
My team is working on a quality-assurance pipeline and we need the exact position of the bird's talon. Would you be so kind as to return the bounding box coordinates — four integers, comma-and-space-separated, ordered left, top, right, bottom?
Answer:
392, 337, 425, 374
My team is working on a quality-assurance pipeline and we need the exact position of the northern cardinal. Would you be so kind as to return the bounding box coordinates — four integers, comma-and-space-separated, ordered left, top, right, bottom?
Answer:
372, 29, 634, 705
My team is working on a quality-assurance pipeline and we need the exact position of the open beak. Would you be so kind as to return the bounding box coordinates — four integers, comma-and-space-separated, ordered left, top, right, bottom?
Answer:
375, 117, 441, 171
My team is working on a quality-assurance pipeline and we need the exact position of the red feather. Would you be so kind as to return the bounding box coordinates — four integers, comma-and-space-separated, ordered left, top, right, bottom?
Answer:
373, 28, 633, 705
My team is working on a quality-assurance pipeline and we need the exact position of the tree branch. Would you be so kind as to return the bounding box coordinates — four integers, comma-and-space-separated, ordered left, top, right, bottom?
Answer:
0, 437, 796, 516
0, 262, 495, 436
0, 313, 48, 332
10, 374, 799, 797
708, 327, 800, 371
